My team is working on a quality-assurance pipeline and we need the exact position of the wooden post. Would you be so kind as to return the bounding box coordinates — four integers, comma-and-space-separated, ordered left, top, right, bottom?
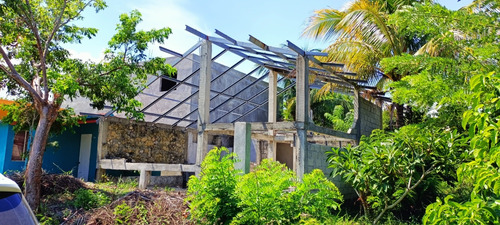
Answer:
267, 70, 277, 161
196, 40, 212, 170
234, 122, 251, 174
295, 55, 309, 180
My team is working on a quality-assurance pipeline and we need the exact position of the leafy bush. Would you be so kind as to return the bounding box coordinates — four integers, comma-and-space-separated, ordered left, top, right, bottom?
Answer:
187, 148, 343, 224
287, 169, 343, 222
324, 105, 354, 132
72, 188, 110, 210
186, 147, 240, 225
327, 125, 469, 224
423, 72, 500, 224
232, 159, 295, 224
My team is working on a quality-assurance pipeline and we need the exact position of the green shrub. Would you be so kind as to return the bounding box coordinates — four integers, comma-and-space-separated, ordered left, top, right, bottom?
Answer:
232, 161, 343, 224
186, 148, 343, 225
327, 125, 468, 224
72, 188, 110, 210
232, 159, 296, 224
186, 147, 240, 225
286, 169, 343, 222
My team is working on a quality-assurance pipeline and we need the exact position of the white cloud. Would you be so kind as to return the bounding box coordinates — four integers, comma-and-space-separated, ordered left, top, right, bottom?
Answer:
68, 49, 104, 63
127, 0, 208, 58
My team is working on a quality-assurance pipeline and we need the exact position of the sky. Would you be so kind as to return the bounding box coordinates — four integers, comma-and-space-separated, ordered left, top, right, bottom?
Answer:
65, 0, 474, 63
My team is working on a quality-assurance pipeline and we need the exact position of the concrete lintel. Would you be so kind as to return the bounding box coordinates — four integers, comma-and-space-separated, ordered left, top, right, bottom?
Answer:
307, 123, 357, 141
205, 121, 296, 132
99, 160, 200, 173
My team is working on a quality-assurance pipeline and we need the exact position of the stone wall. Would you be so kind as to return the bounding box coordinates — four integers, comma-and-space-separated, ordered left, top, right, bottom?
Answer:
101, 117, 187, 164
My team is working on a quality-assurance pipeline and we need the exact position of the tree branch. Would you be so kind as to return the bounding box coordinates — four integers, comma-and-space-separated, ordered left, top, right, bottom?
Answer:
23, 0, 44, 61
98, 67, 123, 77
0, 64, 9, 75
0, 45, 43, 103
41, 0, 95, 102
373, 164, 436, 225
41, 0, 68, 101
43, 0, 95, 57
19, 0, 45, 101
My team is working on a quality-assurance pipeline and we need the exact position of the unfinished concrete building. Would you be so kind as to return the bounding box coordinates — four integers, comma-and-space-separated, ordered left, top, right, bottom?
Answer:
93, 26, 383, 191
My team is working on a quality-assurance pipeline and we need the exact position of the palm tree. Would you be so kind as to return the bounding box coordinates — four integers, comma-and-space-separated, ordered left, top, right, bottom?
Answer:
303, 0, 426, 128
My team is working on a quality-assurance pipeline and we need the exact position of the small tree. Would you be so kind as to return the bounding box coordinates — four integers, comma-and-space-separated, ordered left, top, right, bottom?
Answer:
0, 0, 175, 210
327, 125, 469, 224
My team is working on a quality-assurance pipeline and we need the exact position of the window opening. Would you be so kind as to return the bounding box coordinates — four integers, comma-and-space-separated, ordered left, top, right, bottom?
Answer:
11, 131, 28, 161
160, 71, 178, 92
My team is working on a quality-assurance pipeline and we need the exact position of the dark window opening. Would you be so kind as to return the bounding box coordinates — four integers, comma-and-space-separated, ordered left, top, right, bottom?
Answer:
160, 72, 178, 92
11, 131, 28, 161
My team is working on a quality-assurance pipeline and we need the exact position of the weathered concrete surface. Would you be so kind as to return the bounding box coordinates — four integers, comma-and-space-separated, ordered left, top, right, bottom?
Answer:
103, 118, 187, 164
305, 142, 357, 198
349, 91, 383, 140
234, 122, 251, 174
63, 54, 269, 127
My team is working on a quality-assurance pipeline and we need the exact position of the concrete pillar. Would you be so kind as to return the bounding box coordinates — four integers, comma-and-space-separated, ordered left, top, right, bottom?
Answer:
267, 70, 278, 161
348, 88, 361, 143
196, 40, 212, 168
96, 118, 109, 182
138, 169, 151, 189
295, 55, 309, 180
234, 122, 251, 174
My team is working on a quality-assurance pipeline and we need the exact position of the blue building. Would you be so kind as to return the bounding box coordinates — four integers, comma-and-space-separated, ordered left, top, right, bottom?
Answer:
0, 100, 100, 182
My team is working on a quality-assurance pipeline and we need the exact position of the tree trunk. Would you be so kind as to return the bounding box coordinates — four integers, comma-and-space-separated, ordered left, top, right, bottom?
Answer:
394, 102, 404, 129
24, 104, 58, 211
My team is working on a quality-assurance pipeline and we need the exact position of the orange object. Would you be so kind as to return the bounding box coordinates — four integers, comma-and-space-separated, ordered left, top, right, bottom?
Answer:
0, 99, 15, 120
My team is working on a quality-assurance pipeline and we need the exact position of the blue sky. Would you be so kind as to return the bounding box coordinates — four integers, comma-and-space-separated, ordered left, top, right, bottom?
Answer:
66, 0, 473, 62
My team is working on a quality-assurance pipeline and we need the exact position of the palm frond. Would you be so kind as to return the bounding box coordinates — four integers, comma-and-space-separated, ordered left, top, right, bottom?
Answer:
313, 82, 351, 101
324, 39, 381, 80
415, 30, 465, 57
302, 8, 346, 41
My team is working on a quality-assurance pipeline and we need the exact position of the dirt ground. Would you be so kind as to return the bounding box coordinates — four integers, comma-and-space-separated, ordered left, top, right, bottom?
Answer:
7, 172, 193, 225
67, 190, 192, 225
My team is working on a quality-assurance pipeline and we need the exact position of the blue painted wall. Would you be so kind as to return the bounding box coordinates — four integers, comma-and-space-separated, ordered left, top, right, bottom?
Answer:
0, 123, 8, 172
0, 124, 27, 173
42, 122, 99, 181
0, 121, 99, 182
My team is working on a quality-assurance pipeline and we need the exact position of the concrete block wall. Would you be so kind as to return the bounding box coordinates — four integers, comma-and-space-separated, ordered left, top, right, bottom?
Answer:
349, 95, 383, 140
358, 97, 383, 137
305, 143, 356, 198
165, 54, 269, 126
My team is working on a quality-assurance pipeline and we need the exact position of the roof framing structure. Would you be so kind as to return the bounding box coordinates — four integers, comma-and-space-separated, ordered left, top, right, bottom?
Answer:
98, 25, 384, 179
103, 25, 379, 128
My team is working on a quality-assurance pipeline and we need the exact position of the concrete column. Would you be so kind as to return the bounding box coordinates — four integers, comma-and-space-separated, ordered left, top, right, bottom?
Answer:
348, 88, 361, 143
138, 169, 151, 189
267, 70, 278, 161
296, 56, 310, 124
295, 55, 310, 180
234, 122, 251, 174
196, 40, 212, 167
96, 118, 109, 182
